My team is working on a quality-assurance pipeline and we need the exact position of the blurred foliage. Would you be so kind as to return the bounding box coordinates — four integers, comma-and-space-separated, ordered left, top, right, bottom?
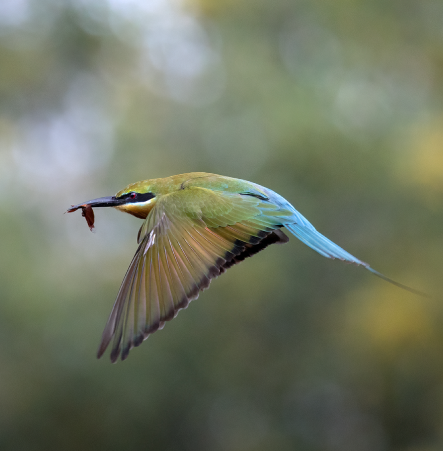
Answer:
1, 0, 443, 450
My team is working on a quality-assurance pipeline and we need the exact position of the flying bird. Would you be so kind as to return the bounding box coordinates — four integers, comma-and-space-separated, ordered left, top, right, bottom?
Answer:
67, 172, 425, 362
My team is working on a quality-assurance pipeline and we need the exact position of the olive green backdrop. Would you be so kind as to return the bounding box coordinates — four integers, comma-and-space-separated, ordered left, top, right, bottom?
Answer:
1, 1, 443, 450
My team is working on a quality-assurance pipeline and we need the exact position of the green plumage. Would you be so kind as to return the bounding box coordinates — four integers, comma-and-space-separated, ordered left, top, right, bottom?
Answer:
100, 175, 292, 362
67, 172, 427, 362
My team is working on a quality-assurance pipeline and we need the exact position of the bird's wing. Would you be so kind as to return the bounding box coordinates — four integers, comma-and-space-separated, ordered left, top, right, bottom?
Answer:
97, 187, 292, 362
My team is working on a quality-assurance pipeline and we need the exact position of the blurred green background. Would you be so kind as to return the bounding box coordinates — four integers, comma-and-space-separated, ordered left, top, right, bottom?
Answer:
1, 0, 443, 450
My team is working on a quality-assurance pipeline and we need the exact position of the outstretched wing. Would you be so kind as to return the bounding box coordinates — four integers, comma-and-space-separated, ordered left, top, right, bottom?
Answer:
97, 187, 292, 362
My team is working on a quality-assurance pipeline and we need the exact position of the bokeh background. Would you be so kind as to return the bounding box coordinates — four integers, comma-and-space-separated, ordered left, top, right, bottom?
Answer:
1, 0, 443, 450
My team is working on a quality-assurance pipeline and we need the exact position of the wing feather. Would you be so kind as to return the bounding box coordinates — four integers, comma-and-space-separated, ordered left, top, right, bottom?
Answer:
158, 226, 188, 310
165, 235, 197, 302
146, 249, 161, 333
98, 187, 290, 361
97, 249, 141, 359
134, 258, 147, 346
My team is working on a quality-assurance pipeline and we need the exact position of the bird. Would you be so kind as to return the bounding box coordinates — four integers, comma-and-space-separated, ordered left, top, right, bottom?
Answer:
67, 172, 426, 362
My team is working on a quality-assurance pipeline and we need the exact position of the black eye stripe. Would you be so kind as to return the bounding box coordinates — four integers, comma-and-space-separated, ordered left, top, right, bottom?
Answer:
123, 192, 155, 203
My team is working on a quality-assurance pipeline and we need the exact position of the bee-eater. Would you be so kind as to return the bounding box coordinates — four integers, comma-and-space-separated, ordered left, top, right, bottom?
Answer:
68, 172, 426, 362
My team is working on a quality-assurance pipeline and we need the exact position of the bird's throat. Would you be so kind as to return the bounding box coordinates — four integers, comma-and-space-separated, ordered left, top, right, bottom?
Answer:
115, 198, 156, 219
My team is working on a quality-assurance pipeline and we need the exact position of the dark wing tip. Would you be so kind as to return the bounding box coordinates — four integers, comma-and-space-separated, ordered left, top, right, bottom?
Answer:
273, 229, 289, 244
97, 337, 112, 359
163, 308, 176, 322
110, 346, 121, 363
134, 334, 144, 347
96, 346, 106, 360
176, 296, 189, 310
220, 229, 288, 271
96, 326, 116, 360
207, 265, 221, 279
144, 321, 160, 336
121, 345, 131, 361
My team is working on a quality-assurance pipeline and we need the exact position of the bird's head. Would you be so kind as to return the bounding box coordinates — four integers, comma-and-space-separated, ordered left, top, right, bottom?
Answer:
67, 183, 156, 221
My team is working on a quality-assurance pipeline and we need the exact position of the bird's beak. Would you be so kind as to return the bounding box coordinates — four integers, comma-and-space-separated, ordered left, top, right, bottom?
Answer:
66, 196, 125, 212
66, 196, 127, 231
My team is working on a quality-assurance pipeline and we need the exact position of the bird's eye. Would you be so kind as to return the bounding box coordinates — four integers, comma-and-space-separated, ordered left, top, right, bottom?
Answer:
130, 192, 137, 199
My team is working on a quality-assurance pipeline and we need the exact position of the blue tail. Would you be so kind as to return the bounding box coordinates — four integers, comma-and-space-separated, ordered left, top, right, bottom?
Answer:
285, 223, 368, 265
285, 223, 429, 298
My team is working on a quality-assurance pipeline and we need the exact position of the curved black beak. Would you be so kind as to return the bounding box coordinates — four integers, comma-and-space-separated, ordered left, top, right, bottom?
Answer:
66, 196, 125, 213
66, 196, 128, 231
